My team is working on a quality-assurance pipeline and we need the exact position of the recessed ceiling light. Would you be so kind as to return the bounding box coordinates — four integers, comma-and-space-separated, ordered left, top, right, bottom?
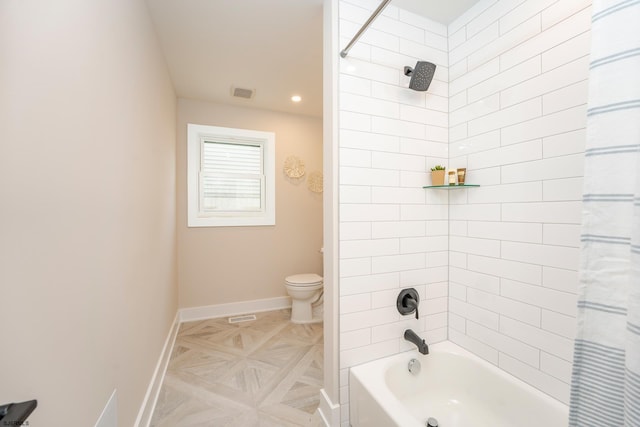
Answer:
291, 95, 302, 103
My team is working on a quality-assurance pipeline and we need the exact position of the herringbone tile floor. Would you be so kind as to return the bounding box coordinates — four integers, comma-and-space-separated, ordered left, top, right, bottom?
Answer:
150, 309, 324, 426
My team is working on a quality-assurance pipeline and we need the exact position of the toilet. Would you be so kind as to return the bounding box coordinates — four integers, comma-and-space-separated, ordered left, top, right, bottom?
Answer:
284, 273, 323, 324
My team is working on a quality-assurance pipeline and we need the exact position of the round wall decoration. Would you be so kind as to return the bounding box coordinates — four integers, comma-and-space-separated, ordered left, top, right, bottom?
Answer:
307, 171, 323, 193
283, 156, 306, 178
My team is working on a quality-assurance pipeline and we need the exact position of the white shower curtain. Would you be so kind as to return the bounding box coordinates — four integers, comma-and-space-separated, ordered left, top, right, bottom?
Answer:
569, 1, 640, 426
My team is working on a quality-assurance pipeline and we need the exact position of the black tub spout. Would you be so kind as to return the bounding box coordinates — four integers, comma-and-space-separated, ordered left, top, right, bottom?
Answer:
404, 329, 429, 355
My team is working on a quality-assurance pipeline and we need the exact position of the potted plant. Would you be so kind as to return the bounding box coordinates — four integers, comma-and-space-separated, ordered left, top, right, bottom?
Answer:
430, 165, 446, 186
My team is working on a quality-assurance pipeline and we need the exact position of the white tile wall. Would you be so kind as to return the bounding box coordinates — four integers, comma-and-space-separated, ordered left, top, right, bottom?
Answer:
447, 0, 590, 405
338, 0, 589, 422
338, 1, 449, 424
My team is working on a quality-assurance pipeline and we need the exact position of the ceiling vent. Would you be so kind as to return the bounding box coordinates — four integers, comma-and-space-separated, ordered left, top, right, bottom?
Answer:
231, 86, 255, 99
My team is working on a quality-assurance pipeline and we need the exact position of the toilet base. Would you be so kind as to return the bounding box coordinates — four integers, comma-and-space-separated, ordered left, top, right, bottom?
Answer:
290, 316, 323, 325
290, 299, 323, 324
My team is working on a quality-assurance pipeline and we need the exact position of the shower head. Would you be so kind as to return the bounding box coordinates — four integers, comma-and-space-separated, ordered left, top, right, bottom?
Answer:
404, 61, 436, 91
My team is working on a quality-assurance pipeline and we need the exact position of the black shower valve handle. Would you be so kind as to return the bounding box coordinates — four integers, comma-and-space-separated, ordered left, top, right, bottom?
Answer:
403, 294, 419, 319
397, 288, 420, 319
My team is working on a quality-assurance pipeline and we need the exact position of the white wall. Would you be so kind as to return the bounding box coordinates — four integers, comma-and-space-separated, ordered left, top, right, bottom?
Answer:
337, 0, 449, 424
0, 1, 177, 425
447, 0, 591, 404
176, 99, 323, 309
321, 0, 341, 422
337, 0, 593, 422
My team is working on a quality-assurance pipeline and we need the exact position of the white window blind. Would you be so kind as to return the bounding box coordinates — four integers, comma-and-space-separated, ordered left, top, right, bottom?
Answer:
187, 124, 275, 227
200, 140, 264, 213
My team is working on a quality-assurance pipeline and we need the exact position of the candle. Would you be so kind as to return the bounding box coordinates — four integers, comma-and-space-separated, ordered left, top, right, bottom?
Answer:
448, 170, 457, 185
457, 168, 466, 185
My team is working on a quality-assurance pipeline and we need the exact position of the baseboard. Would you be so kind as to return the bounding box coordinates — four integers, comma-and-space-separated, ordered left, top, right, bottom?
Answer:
317, 388, 340, 427
179, 296, 292, 323
134, 312, 180, 427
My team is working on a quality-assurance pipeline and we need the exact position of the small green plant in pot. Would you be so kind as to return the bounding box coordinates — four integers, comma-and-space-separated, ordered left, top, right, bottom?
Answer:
431, 165, 446, 186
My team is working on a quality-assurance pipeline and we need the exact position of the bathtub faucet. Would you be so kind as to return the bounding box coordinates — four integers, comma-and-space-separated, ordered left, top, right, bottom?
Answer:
404, 329, 429, 355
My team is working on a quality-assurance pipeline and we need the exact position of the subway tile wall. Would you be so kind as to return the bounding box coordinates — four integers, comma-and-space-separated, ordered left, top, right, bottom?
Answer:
338, 0, 449, 424
447, 0, 590, 405
338, 0, 591, 423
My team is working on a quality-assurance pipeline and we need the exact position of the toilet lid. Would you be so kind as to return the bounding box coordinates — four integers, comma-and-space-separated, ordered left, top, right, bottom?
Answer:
286, 273, 323, 285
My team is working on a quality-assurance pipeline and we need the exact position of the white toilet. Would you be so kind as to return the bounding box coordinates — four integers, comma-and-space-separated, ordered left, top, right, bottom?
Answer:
284, 273, 323, 324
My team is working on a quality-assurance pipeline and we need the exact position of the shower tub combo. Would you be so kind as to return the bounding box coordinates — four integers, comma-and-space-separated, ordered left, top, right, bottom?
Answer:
349, 341, 568, 427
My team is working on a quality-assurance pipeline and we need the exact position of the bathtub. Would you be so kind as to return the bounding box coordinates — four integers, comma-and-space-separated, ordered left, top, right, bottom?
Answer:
349, 341, 568, 427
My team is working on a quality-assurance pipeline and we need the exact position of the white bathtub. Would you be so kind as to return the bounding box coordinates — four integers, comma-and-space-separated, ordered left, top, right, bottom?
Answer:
349, 341, 568, 427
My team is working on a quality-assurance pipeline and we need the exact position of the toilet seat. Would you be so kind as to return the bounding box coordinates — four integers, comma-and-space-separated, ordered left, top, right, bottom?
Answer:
285, 273, 323, 287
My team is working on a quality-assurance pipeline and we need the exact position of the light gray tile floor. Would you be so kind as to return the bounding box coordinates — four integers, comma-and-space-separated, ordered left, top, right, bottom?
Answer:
150, 309, 324, 427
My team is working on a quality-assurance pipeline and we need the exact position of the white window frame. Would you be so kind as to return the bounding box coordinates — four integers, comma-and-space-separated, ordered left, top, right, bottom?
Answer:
187, 124, 275, 227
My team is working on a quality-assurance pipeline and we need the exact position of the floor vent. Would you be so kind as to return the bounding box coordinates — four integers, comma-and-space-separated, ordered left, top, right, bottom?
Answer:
228, 314, 257, 324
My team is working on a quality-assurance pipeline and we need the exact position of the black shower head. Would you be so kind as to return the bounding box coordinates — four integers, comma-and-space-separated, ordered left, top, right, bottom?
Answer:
404, 61, 436, 91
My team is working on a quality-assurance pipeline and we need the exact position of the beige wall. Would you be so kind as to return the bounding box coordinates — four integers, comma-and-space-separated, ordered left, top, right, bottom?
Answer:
177, 99, 323, 308
0, 1, 177, 426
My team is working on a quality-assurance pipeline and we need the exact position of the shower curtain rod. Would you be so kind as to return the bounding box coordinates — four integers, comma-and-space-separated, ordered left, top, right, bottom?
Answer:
340, 0, 393, 58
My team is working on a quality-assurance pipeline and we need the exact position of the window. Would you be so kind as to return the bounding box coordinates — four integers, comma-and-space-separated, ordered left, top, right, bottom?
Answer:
187, 124, 275, 227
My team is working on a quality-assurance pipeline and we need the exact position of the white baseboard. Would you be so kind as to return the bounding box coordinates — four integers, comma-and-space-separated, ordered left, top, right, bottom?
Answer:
134, 312, 180, 427
179, 296, 292, 323
318, 388, 340, 427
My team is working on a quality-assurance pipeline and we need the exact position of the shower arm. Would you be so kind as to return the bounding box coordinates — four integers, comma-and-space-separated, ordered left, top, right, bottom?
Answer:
339, 0, 393, 58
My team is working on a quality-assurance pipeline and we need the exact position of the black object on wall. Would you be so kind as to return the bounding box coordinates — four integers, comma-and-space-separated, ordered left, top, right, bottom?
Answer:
0, 400, 37, 425
397, 288, 420, 319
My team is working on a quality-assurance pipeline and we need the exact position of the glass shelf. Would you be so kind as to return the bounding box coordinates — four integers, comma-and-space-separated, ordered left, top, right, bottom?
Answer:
422, 184, 480, 189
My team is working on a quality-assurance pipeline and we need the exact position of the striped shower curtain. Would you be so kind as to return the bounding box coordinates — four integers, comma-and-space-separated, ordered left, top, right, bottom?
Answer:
568, 1, 640, 426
